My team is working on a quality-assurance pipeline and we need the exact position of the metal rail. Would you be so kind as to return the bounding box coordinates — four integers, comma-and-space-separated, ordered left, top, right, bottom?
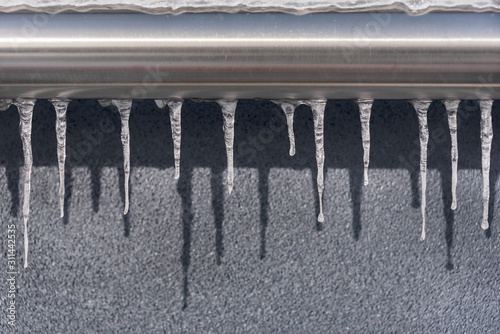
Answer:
0, 13, 499, 99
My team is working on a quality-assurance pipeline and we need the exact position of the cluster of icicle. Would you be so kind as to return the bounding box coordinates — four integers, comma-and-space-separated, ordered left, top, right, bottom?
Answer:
0, 98, 494, 268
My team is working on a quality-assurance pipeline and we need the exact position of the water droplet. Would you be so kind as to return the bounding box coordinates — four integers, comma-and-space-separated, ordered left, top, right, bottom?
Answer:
305, 99, 327, 223
111, 99, 133, 215
14, 98, 36, 268
49, 99, 70, 218
411, 100, 432, 241
217, 99, 238, 194
443, 100, 460, 211
355, 99, 373, 186
479, 100, 493, 230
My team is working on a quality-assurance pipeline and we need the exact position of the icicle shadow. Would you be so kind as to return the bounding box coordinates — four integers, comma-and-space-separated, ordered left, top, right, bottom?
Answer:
211, 165, 225, 265
178, 166, 193, 310
349, 167, 363, 240
258, 167, 270, 259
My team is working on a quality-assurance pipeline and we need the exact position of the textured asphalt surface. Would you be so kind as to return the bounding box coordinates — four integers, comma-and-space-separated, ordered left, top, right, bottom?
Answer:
0, 99, 499, 333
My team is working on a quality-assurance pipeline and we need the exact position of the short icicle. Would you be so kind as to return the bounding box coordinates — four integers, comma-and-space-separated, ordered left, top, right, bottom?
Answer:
49, 99, 70, 218
442, 100, 460, 210
0, 99, 12, 111
305, 99, 327, 223
411, 100, 432, 241
14, 98, 36, 268
112, 99, 133, 215
217, 99, 238, 194
272, 100, 303, 156
155, 99, 183, 179
355, 99, 373, 186
479, 100, 494, 230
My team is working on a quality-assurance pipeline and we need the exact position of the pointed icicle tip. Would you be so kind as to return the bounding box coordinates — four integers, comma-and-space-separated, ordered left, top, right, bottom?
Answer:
217, 99, 238, 195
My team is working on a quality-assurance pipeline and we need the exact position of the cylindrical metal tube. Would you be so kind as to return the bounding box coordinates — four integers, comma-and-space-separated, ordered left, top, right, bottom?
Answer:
0, 13, 499, 99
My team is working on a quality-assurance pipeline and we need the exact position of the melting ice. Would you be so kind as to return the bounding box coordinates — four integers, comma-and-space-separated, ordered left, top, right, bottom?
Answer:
305, 99, 327, 223
110, 99, 133, 215
0, 99, 13, 111
49, 99, 70, 218
480, 100, 493, 230
217, 99, 238, 194
14, 98, 36, 268
443, 100, 460, 210
411, 100, 432, 241
355, 99, 373, 186
272, 100, 304, 156
155, 99, 184, 179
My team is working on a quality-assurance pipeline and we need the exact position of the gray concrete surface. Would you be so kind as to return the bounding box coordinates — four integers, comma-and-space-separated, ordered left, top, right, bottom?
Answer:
0, 99, 499, 333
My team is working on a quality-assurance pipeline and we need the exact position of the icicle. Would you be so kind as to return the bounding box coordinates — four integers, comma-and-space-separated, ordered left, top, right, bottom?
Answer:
217, 99, 238, 194
443, 100, 460, 210
111, 99, 133, 215
154, 99, 167, 109
155, 99, 183, 179
98, 99, 112, 108
411, 100, 432, 241
0, 99, 12, 111
272, 100, 304, 156
49, 99, 70, 218
355, 99, 373, 186
305, 99, 327, 223
14, 98, 36, 268
480, 100, 494, 230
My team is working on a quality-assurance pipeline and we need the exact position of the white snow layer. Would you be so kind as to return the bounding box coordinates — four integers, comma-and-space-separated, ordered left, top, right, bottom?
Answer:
0, 0, 499, 14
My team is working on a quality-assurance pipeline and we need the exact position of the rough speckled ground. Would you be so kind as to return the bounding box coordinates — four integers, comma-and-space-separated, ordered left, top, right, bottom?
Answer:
0, 99, 499, 333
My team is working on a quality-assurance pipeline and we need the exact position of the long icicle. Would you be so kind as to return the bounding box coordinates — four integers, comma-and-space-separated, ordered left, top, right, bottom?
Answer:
112, 99, 133, 215
14, 98, 36, 268
355, 99, 373, 186
306, 99, 327, 223
412, 100, 432, 241
480, 100, 494, 230
217, 99, 238, 194
155, 99, 183, 180
443, 100, 460, 210
272, 100, 303, 156
49, 99, 70, 218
